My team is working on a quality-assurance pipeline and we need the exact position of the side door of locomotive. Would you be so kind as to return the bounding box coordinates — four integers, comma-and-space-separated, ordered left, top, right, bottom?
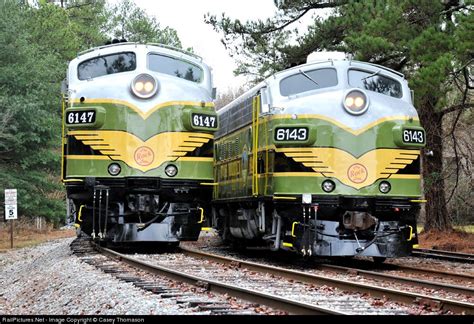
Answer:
248, 87, 271, 197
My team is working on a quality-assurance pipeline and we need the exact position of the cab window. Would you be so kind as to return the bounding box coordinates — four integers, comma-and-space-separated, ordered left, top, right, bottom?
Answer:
280, 68, 338, 96
348, 69, 402, 98
78, 52, 136, 80
148, 54, 203, 83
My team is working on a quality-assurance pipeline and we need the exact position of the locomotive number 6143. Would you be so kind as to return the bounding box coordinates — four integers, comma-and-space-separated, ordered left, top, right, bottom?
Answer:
274, 127, 308, 141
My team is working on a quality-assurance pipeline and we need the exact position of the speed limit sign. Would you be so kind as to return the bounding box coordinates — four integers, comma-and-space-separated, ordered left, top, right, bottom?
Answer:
5, 205, 17, 220
5, 189, 18, 220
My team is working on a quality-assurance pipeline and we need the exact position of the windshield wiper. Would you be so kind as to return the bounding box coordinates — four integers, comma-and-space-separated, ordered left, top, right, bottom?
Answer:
361, 69, 381, 81
299, 69, 319, 86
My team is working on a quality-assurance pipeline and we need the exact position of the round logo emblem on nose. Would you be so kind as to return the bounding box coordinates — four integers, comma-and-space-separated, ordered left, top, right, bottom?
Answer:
347, 163, 368, 184
134, 146, 154, 166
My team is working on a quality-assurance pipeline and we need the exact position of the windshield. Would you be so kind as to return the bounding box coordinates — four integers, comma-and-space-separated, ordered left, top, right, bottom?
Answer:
148, 54, 203, 83
78, 52, 136, 80
348, 69, 402, 98
280, 68, 338, 96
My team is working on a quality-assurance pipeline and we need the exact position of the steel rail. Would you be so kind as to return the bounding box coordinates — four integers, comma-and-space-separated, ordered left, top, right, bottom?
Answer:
94, 244, 347, 315
376, 262, 474, 283
412, 248, 474, 264
310, 263, 474, 296
180, 246, 474, 315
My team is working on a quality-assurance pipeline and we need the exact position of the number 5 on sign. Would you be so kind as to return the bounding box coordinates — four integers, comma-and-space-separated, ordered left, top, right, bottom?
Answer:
5, 205, 17, 220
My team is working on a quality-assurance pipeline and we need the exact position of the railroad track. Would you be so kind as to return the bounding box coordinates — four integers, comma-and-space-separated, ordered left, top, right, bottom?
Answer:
178, 246, 474, 315
71, 237, 473, 315
412, 248, 474, 263
71, 237, 344, 315
94, 246, 347, 315
188, 244, 473, 289
306, 260, 474, 296
70, 237, 276, 315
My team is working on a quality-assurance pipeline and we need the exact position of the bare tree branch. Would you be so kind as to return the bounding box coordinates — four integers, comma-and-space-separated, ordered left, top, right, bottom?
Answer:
440, 103, 474, 116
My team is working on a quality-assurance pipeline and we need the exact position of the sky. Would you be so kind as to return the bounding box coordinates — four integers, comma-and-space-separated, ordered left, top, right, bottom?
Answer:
131, 0, 279, 94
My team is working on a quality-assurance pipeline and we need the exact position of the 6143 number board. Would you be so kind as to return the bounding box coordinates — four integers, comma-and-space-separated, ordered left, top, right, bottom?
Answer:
274, 127, 308, 142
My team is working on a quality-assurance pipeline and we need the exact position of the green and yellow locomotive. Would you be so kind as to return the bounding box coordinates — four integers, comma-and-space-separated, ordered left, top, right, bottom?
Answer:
62, 42, 218, 243
212, 59, 425, 260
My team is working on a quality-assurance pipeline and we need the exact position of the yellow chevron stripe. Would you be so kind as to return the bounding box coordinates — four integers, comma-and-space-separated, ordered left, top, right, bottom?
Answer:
276, 147, 420, 189
69, 130, 212, 172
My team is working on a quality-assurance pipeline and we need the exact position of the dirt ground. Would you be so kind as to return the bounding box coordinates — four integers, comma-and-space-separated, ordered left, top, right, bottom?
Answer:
417, 229, 474, 254
1, 222, 473, 254
0, 222, 75, 252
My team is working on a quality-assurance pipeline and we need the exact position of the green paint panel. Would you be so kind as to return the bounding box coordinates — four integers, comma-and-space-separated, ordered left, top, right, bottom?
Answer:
66, 159, 214, 180
271, 176, 421, 197
268, 117, 422, 157
67, 102, 216, 140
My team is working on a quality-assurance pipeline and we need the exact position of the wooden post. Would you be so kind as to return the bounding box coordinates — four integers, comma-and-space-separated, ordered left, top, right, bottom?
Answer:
10, 220, 13, 249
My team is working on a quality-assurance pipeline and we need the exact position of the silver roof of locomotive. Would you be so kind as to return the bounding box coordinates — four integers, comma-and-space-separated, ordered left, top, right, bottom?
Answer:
219, 59, 418, 132
66, 43, 214, 111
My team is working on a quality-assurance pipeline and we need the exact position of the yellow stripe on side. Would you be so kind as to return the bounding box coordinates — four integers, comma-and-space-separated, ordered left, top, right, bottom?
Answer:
390, 175, 421, 180
70, 99, 215, 120
272, 172, 324, 178
178, 157, 214, 162
273, 196, 297, 200
66, 155, 111, 160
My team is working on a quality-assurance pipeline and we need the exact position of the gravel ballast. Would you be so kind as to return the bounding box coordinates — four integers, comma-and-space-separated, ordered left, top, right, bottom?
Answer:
0, 238, 198, 315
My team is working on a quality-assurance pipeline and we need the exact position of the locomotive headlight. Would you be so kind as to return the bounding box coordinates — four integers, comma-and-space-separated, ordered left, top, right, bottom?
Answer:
131, 74, 158, 99
144, 81, 154, 92
343, 89, 369, 115
134, 81, 144, 92
379, 181, 391, 194
322, 180, 335, 193
108, 163, 121, 176
165, 164, 178, 177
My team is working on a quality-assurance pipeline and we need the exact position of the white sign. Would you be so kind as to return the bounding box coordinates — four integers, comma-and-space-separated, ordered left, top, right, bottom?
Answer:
5, 205, 17, 220
5, 189, 18, 220
5, 189, 17, 205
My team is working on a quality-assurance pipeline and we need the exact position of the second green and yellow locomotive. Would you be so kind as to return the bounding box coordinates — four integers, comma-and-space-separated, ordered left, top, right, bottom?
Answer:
212, 58, 425, 260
